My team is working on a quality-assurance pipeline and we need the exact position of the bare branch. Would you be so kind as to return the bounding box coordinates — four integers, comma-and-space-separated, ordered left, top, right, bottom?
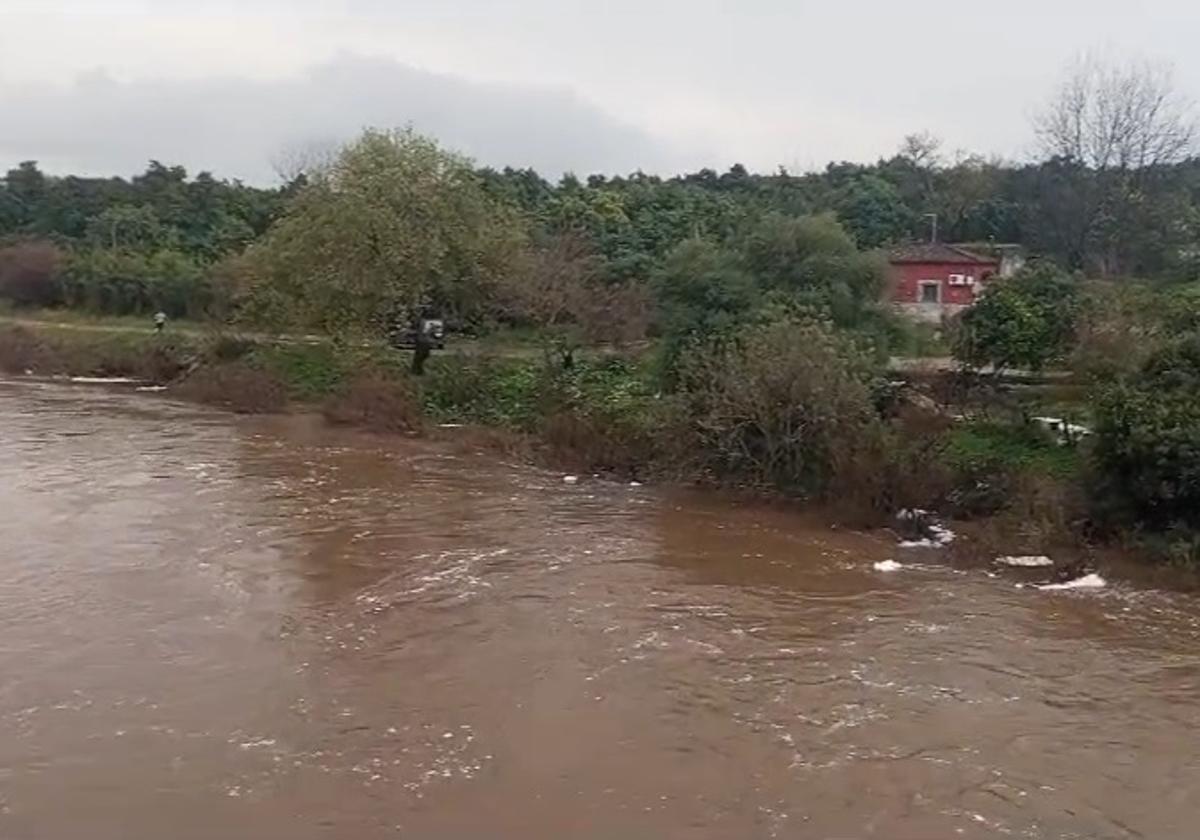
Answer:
899, 132, 943, 169
1034, 53, 1196, 170
269, 138, 340, 184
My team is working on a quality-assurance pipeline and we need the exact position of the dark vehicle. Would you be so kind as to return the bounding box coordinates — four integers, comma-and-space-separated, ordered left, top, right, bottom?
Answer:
387, 317, 446, 350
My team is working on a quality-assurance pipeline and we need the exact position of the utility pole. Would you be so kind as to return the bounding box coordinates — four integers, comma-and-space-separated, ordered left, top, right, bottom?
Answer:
923, 213, 939, 243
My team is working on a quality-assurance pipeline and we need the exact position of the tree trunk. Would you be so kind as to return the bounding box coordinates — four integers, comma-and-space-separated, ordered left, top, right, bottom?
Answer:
411, 340, 431, 376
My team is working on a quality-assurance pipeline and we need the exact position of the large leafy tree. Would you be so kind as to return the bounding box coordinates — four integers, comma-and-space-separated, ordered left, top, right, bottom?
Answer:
241, 128, 527, 335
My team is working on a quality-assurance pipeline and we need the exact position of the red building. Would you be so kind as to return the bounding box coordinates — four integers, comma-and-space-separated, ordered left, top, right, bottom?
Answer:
887, 243, 1002, 322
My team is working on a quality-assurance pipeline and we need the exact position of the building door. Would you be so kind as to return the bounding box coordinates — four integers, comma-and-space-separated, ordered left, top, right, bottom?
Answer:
919, 281, 941, 304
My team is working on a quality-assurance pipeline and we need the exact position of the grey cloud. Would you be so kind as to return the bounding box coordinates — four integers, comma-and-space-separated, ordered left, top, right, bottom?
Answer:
0, 55, 677, 183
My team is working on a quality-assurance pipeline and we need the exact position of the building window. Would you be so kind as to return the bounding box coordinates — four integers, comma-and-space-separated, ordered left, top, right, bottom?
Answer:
919, 281, 941, 304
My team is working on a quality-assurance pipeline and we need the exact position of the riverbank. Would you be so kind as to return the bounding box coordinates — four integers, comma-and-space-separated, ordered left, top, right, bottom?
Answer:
1, 320, 1191, 582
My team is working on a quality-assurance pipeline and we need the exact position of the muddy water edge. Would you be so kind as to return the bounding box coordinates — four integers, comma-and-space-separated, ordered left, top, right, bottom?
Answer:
2, 377, 1199, 839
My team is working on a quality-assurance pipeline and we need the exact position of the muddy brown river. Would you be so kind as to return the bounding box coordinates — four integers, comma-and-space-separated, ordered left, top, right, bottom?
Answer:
2, 378, 1199, 839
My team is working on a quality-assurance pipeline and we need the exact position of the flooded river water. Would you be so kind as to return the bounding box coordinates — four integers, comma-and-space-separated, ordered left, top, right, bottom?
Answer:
2, 378, 1199, 838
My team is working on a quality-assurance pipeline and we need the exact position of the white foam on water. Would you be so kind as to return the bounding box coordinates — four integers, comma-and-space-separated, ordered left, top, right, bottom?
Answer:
996, 555, 1054, 568
68, 376, 139, 385
1038, 573, 1107, 591
238, 737, 277, 750
873, 559, 904, 572
562, 475, 579, 485
898, 524, 956, 549
135, 385, 168, 392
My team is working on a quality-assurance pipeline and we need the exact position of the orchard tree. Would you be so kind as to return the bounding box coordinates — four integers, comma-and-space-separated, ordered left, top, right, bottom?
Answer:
953, 264, 1079, 373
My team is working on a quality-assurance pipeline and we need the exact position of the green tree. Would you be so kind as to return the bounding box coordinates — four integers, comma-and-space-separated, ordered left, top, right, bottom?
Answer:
242, 128, 527, 336
653, 239, 758, 379
1092, 334, 1200, 535
738, 212, 889, 330
953, 264, 1079, 373
835, 175, 914, 248
85, 205, 170, 251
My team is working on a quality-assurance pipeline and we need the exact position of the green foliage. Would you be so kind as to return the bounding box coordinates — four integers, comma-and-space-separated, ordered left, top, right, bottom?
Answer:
422, 354, 543, 428
241, 128, 527, 336
1070, 280, 1200, 382
1, 160, 281, 258
61, 248, 210, 318
739, 212, 854, 284
654, 239, 759, 334
834, 175, 915, 248
1092, 383, 1200, 532
249, 344, 356, 401
1089, 332, 1200, 544
944, 421, 1081, 479
953, 264, 1080, 372
85, 205, 170, 251
678, 318, 882, 496
652, 238, 759, 377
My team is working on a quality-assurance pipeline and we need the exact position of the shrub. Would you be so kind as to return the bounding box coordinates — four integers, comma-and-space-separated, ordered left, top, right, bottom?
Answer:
1091, 382, 1200, 532
0, 325, 59, 373
1139, 331, 1200, 391
0, 326, 190, 382
175, 363, 287, 413
323, 373, 423, 433
205, 332, 259, 363
250, 344, 350, 401
534, 359, 668, 477
0, 241, 65, 307
423, 353, 541, 427
1089, 332, 1200, 538
678, 318, 881, 497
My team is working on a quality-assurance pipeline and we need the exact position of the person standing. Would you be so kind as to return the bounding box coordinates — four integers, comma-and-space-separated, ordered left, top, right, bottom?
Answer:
153, 311, 167, 334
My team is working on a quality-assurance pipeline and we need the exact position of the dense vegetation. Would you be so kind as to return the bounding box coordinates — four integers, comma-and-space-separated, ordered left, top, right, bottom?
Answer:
4, 56, 1200, 566
6, 134, 1200, 321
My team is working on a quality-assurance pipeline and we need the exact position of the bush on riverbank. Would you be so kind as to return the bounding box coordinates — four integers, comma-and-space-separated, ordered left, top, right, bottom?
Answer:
0, 324, 191, 382
534, 357, 675, 478
323, 372, 423, 433
0, 241, 65, 308
11, 315, 1200, 568
678, 319, 879, 496
0, 325, 58, 373
422, 353, 542, 428
174, 361, 288, 413
1091, 336, 1200, 534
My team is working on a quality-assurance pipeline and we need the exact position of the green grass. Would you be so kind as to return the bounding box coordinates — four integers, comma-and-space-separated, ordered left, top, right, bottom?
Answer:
0, 306, 209, 333
891, 321, 950, 359
943, 420, 1083, 479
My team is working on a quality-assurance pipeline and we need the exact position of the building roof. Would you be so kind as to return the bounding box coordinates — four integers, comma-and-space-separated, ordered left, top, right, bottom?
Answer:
887, 243, 1000, 265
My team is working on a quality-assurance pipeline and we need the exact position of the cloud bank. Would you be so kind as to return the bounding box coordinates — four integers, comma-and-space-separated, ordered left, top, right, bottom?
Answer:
0, 55, 677, 183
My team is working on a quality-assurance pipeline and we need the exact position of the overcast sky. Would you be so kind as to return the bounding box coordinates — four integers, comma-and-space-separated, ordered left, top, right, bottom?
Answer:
3, 0, 1199, 184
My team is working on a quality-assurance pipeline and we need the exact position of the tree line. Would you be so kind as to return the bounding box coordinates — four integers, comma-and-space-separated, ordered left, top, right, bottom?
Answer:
3, 54, 1198, 326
